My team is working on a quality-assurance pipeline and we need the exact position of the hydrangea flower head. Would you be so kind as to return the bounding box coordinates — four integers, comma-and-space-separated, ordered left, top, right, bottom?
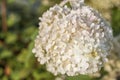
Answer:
32, 0, 113, 76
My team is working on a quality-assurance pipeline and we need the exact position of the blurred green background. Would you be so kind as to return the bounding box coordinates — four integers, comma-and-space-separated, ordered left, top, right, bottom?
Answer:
0, 0, 120, 80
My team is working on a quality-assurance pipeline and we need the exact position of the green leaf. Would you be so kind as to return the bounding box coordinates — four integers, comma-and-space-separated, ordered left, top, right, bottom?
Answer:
0, 68, 3, 76
66, 75, 93, 80
112, 7, 120, 36
7, 13, 20, 27
17, 49, 29, 63
2, 76, 8, 80
0, 50, 12, 59
33, 71, 54, 80
5, 32, 17, 44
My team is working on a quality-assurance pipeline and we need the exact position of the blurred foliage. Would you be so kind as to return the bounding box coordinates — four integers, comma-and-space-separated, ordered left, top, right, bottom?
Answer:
111, 7, 120, 36
0, 0, 120, 80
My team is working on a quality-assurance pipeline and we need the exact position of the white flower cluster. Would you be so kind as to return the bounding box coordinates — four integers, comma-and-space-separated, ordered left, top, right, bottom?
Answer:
32, 0, 113, 76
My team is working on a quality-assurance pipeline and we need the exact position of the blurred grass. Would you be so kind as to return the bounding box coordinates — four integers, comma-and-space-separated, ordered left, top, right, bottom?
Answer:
0, 0, 120, 80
